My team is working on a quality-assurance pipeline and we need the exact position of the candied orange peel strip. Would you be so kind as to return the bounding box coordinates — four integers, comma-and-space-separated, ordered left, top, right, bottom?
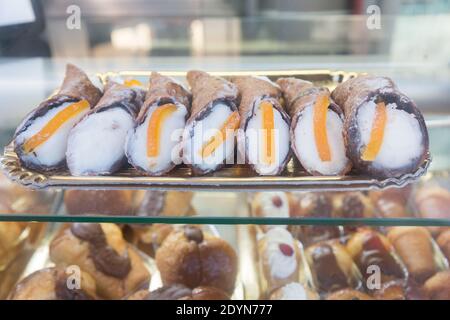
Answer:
23, 99, 90, 153
147, 104, 178, 157
124, 79, 143, 87
362, 101, 387, 161
313, 95, 332, 162
261, 101, 275, 165
201, 111, 240, 158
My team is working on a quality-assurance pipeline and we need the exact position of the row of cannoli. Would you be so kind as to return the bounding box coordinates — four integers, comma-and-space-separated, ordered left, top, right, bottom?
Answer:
13, 64, 429, 178
8, 223, 238, 300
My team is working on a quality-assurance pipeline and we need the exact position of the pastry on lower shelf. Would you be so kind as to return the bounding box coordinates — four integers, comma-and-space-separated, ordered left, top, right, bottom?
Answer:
269, 282, 319, 300
333, 192, 374, 219
0, 222, 27, 269
49, 223, 151, 299
372, 279, 428, 300
423, 271, 450, 300
8, 267, 97, 300
122, 224, 174, 257
135, 190, 194, 216
436, 228, 450, 261
64, 189, 135, 216
414, 186, 450, 235
290, 192, 340, 246
155, 226, 237, 294
326, 288, 373, 300
258, 227, 301, 292
250, 192, 290, 231
387, 227, 438, 283
369, 186, 411, 218
346, 229, 405, 284
128, 284, 230, 300
305, 240, 357, 293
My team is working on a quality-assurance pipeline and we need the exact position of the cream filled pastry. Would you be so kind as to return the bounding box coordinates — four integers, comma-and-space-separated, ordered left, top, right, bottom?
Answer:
250, 192, 290, 231
269, 282, 319, 300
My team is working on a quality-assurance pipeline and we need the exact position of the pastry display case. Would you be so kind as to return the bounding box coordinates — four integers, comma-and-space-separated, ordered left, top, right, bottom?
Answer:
1, 1, 450, 301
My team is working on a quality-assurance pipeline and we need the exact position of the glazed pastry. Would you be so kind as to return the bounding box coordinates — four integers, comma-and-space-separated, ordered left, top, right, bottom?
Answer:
126, 72, 191, 175
436, 229, 450, 261
66, 81, 143, 176
290, 192, 340, 246
135, 190, 194, 217
0, 222, 26, 269
326, 288, 373, 300
64, 189, 135, 216
306, 241, 357, 293
269, 282, 319, 300
182, 71, 239, 175
346, 229, 405, 284
129, 284, 230, 300
331, 75, 429, 178
387, 227, 438, 282
155, 226, 237, 294
423, 271, 450, 300
9, 267, 97, 300
369, 186, 411, 218
50, 223, 150, 299
258, 227, 300, 292
373, 279, 427, 300
231, 76, 291, 175
277, 78, 351, 176
14, 64, 102, 172
250, 192, 290, 231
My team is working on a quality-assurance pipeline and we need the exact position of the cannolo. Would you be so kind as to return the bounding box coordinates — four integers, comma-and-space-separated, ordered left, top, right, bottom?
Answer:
369, 186, 412, 218
49, 223, 151, 299
414, 186, 450, 220
66, 81, 142, 175
155, 226, 237, 294
331, 75, 429, 178
126, 72, 191, 175
276, 78, 351, 175
269, 282, 320, 300
423, 271, 450, 300
387, 227, 438, 282
305, 241, 356, 293
326, 288, 373, 300
14, 64, 102, 171
231, 76, 291, 175
436, 229, 450, 262
250, 192, 290, 232
332, 192, 374, 219
346, 229, 405, 284
8, 267, 97, 300
258, 227, 301, 292
372, 279, 428, 300
182, 71, 239, 174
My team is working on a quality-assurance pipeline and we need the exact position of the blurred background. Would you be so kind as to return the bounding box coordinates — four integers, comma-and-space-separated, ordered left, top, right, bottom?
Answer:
0, 0, 449, 159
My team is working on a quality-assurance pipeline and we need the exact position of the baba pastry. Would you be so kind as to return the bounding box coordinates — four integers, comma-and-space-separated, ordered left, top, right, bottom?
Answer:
9, 267, 97, 300
155, 225, 237, 294
49, 223, 151, 299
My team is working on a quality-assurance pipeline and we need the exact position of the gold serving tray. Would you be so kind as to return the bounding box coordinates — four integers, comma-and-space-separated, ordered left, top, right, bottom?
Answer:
0, 70, 431, 192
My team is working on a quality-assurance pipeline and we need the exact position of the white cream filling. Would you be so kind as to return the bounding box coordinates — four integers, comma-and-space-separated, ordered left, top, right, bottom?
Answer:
263, 227, 298, 280
66, 108, 134, 175
294, 106, 349, 175
277, 283, 309, 300
245, 103, 290, 175
182, 103, 236, 171
252, 192, 289, 229
126, 105, 187, 173
15, 102, 89, 167
357, 101, 423, 169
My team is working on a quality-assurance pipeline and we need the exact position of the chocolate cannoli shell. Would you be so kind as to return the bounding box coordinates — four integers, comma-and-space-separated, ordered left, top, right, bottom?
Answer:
13, 64, 102, 171
331, 75, 429, 177
231, 76, 291, 174
277, 77, 351, 175
186, 70, 238, 123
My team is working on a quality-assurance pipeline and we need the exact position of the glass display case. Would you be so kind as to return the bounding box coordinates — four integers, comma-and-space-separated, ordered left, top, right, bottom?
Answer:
1, 0, 450, 301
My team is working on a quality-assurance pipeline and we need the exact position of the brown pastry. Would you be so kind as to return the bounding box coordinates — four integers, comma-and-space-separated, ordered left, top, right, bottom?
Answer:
155, 226, 237, 294
123, 223, 175, 257
269, 282, 320, 300
306, 240, 357, 293
8, 267, 97, 300
0, 222, 27, 268
387, 227, 437, 282
64, 189, 135, 216
50, 223, 151, 299
128, 284, 230, 300
415, 186, 450, 235
346, 229, 405, 284
436, 228, 450, 261
251, 192, 290, 232
369, 186, 412, 218
373, 279, 428, 300
289, 192, 340, 246
135, 191, 194, 217
333, 192, 374, 219
258, 227, 301, 292
326, 288, 373, 300
423, 271, 450, 300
